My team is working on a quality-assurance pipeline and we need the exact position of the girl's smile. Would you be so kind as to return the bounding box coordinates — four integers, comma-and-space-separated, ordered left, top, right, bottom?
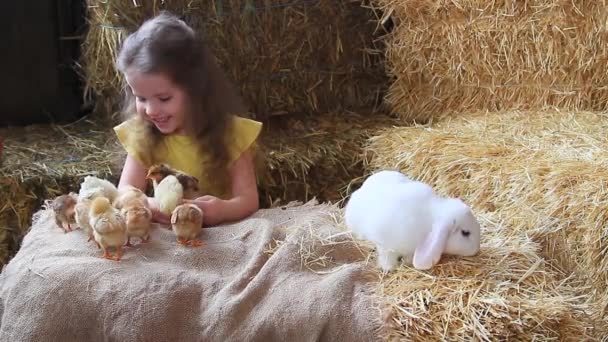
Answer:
125, 69, 188, 135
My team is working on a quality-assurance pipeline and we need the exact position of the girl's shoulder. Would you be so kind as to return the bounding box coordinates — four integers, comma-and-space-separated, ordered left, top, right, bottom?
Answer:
113, 117, 154, 166
113, 117, 142, 136
232, 115, 263, 128
230, 115, 263, 140
226, 115, 263, 162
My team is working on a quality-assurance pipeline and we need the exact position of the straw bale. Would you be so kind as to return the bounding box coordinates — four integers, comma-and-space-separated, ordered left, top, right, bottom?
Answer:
278, 206, 598, 340
363, 110, 608, 320
0, 117, 122, 265
82, 0, 388, 120
257, 111, 399, 206
371, 0, 608, 122
376, 211, 598, 340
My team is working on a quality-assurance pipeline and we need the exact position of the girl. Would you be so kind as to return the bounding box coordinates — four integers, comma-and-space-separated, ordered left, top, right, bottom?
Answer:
113, 12, 262, 226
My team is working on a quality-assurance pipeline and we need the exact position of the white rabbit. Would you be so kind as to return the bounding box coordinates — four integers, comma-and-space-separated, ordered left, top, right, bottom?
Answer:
344, 170, 481, 271
358, 170, 412, 188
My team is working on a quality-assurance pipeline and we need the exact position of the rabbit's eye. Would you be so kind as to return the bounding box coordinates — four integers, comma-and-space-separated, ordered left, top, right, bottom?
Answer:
461, 230, 470, 237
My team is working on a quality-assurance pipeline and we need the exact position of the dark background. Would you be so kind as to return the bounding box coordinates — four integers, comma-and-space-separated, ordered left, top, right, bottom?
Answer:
0, 0, 89, 126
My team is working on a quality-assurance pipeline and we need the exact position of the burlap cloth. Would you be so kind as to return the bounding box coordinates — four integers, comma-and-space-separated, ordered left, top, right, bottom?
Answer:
0, 201, 382, 341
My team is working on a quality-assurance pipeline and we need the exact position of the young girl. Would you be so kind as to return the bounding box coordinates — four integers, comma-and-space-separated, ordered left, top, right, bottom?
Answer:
113, 12, 262, 226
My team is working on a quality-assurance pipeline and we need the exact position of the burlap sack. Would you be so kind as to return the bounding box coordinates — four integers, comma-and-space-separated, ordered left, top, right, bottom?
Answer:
0, 201, 382, 341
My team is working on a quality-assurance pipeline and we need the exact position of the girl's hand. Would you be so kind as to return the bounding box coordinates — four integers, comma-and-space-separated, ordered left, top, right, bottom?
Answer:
153, 211, 171, 226
184, 196, 224, 226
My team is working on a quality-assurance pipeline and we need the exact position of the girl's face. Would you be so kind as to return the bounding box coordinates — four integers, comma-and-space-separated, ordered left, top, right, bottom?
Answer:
125, 69, 189, 135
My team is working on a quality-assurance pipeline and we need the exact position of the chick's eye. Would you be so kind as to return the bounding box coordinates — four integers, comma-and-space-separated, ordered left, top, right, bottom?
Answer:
461, 230, 470, 237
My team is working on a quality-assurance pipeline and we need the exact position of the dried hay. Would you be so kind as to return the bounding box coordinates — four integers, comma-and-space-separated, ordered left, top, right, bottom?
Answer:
82, 0, 389, 120
370, 0, 608, 122
363, 109, 608, 326
0, 116, 122, 265
257, 111, 399, 206
275, 204, 598, 340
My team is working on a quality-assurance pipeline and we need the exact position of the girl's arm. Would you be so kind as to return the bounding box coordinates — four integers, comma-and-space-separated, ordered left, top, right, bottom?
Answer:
118, 154, 148, 191
187, 148, 259, 226
118, 154, 171, 225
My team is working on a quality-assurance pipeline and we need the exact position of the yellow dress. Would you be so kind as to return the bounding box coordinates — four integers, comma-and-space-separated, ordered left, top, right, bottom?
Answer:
114, 115, 263, 198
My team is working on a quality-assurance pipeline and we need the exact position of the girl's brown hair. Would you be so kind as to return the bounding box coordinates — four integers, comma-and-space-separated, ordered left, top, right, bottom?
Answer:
116, 11, 248, 193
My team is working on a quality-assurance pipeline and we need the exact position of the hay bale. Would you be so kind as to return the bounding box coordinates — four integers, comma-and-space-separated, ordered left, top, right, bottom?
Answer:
371, 0, 608, 122
281, 208, 598, 339
376, 211, 598, 340
363, 109, 608, 325
82, 0, 388, 120
0, 117, 122, 265
257, 111, 399, 205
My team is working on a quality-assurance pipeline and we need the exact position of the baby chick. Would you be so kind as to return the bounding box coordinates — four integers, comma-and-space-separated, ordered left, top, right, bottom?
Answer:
114, 185, 148, 210
89, 196, 127, 261
51, 193, 78, 233
147, 164, 200, 199
151, 174, 183, 216
120, 199, 152, 246
79, 176, 119, 203
170, 203, 204, 247
74, 199, 99, 248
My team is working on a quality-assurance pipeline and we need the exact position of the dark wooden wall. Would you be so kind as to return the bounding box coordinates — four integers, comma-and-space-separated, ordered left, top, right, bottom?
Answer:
0, 0, 88, 126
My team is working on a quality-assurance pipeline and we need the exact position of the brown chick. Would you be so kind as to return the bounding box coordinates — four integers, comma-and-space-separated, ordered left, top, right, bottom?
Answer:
114, 185, 148, 210
120, 198, 152, 247
170, 203, 204, 247
89, 197, 127, 261
147, 164, 200, 199
51, 193, 78, 233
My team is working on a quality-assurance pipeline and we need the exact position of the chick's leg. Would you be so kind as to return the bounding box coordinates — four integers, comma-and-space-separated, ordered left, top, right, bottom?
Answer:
90, 234, 101, 248
188, 238, 204, 247
177, 237, 189, 246
114, 246, 123, 261
55, 217, 66, 233
101, 245, 113, 260
88, 235, 100, 248
125, 236, 133, 247
141, 234, 151, 243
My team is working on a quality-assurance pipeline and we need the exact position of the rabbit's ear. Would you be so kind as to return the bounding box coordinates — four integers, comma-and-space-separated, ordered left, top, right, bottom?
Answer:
413, 221, 452, 270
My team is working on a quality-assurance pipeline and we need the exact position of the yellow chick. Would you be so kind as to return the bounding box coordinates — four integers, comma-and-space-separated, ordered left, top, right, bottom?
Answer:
51, 193, 78, 233
89, 197, 127, 261
147, 163, 200, 199
78, 176, 119, 203
74, 199, 99, 248
120, 199, 152, 246
114, 185, 148, 210
151, 174, 183, 216
170, 203, 204, 247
